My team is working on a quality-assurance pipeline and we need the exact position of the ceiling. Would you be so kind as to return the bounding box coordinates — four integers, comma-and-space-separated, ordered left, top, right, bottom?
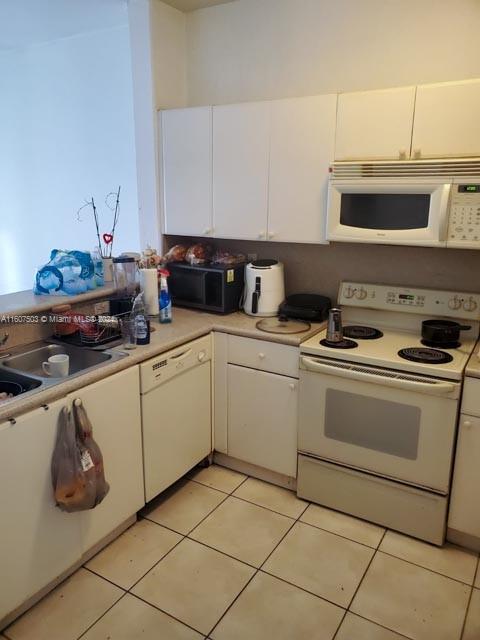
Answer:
0, 0, 127, 51
161, 0, 236, 12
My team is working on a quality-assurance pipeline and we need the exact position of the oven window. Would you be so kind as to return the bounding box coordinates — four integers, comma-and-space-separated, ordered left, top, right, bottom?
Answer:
324, 389, 420, 459
340, 194, 430, 230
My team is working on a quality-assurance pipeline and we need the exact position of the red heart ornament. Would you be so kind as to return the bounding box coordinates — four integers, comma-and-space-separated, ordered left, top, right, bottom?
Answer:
103, 233, 113, 245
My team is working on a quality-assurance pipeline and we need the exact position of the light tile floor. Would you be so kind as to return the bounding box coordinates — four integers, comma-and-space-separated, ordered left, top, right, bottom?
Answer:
3, 464, 480, 640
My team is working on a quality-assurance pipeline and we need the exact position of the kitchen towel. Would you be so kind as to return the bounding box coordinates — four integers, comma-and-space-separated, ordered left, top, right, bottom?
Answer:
139, 269, 160, 316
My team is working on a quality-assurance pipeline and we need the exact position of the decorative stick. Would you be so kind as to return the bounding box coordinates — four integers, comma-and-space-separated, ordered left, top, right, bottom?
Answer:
91, 197, 103, 257
109, 186, 121, 257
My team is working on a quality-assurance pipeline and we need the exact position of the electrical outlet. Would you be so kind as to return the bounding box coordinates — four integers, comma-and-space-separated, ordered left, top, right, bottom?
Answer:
247, 253, 257, 262
94, 300, 110, 315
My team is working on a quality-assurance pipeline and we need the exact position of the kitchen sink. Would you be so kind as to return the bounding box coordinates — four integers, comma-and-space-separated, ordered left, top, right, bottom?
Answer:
2, 343, 112, 378
0, 368, 42, 397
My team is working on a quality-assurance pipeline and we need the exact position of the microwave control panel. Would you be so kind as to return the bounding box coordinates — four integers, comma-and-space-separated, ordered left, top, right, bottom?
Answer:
339, 282, 480, 320
447, 184, 480, 248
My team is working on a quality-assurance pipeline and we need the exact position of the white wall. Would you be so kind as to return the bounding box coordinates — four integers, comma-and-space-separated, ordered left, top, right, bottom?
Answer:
186, 0, 480, 105
0, 22, 139, 295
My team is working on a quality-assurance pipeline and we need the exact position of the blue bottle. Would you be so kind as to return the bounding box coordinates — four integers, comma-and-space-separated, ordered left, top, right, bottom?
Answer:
159, 269, 172, 323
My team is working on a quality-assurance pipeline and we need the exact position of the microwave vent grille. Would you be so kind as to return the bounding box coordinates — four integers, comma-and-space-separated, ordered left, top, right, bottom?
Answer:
331, 159, 480, 179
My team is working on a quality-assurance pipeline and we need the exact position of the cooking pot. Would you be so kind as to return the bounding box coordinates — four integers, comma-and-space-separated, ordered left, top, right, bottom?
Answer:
421, 319, 471, 345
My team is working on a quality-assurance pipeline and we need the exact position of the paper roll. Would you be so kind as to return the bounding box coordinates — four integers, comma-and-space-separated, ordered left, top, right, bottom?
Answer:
139, 269, 159, 316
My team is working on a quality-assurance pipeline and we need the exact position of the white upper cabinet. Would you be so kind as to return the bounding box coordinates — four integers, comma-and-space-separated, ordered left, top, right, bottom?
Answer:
162, 106, 212, 236
335, 86, 416, 161
213, 102, 271, 240
268, 95, 337, 244
412, 79, 480, 159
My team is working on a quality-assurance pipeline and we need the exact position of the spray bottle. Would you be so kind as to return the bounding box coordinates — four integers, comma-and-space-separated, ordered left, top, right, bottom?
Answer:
159, 269, 172, 323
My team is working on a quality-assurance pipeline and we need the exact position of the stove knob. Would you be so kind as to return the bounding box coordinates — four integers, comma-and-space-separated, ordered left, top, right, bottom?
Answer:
463, 297, 478, 312
448, 296, 462, 310
343, 286, 355, 299
356, 288, 368, 300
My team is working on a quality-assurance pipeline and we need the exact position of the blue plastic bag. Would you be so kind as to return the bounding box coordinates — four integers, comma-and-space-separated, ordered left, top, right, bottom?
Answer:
34, 250, 98, 296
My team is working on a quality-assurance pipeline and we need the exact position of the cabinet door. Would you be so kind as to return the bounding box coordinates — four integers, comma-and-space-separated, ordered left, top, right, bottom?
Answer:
213, 102, 270, 240
162, 106, 212, 236
448, 413, 480, 538
412, 80, 480, 158
227, 364, 298, 477
335, 87, 416, 161
69, 366, 144, 552
0, 400, 82, 621
268, 95, 336, 244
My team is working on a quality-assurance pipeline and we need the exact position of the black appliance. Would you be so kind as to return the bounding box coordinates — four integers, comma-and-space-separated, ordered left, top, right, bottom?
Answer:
168, 262, 245, 314
278, 294, 331, 322
421, 319, 471, 347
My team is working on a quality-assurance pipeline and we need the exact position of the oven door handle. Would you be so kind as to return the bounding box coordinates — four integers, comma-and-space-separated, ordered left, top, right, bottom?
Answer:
300, 356, 458, 396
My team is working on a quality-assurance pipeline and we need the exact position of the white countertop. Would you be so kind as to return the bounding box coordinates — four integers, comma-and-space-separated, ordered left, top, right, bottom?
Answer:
0, 307, 325, 422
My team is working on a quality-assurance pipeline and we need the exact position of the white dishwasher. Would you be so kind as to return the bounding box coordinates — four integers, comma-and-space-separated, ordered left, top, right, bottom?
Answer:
140, 335, 212, 502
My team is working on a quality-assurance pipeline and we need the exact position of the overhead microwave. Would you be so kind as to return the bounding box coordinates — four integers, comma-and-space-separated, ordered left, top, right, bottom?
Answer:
326, 160, 480, 249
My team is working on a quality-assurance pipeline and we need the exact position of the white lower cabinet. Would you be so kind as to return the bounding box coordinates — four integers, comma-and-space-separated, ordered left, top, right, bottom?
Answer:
227, 364, 298, 477
69, 366, 144, 552
448, 412, 480, 543
0, 365, 144, 624
0, 399, 82, 622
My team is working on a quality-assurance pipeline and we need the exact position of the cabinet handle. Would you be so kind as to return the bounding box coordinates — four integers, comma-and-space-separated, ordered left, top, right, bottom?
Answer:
399, 149, 407, 160
413, 148, 421, 159
258, 231, 265, 239
268, 232, 275, 239
203, 228, 211, 235
258, 352, 266, 359
289, 383, 296, 390
463, 420, 473, 429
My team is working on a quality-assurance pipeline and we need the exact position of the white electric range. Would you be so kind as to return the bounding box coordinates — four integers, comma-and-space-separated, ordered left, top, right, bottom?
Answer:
297, 282, 480, 545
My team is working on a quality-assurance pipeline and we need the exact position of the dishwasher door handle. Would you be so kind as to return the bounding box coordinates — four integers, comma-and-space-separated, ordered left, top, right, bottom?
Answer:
169, 348, 192, 361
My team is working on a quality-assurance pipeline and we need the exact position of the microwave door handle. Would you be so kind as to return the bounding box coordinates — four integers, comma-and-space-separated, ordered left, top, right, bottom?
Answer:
300, 356, 457, 396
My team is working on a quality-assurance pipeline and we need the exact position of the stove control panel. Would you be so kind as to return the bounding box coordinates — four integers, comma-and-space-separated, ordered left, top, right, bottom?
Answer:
339, 282, 480, 320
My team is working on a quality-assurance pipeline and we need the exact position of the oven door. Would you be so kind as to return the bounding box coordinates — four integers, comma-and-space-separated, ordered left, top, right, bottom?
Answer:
298, 356, 460, 493
327, 179, 451, 246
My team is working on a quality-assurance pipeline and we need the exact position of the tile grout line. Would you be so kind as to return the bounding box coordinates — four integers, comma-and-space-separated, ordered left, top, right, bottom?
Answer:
337, 530, 387, 632
75, 591, 128, 640
340, 610, 416, 640
128, 591, 209, 637
459, 555, 479, 640
296, 516, 385, 551
376, 547, 480, 587
206, 488, 316, 638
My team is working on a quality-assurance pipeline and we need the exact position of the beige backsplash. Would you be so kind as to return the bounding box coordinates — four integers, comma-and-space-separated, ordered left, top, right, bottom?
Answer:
165, 236, 480, 303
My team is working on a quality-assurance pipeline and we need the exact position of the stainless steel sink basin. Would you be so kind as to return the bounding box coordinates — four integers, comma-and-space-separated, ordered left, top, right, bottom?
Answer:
3, 343, 112, 378
0, 368, 42, 399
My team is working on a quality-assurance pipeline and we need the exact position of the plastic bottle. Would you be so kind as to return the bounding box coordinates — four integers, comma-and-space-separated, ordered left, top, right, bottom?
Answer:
159, 269, 172, 323
131, 292, 150, 344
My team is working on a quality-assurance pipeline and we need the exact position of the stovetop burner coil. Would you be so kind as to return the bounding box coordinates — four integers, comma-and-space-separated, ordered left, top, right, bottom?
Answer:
320, 338, 358, 349
343, 325, 384, 340
398, 347, 453, 364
